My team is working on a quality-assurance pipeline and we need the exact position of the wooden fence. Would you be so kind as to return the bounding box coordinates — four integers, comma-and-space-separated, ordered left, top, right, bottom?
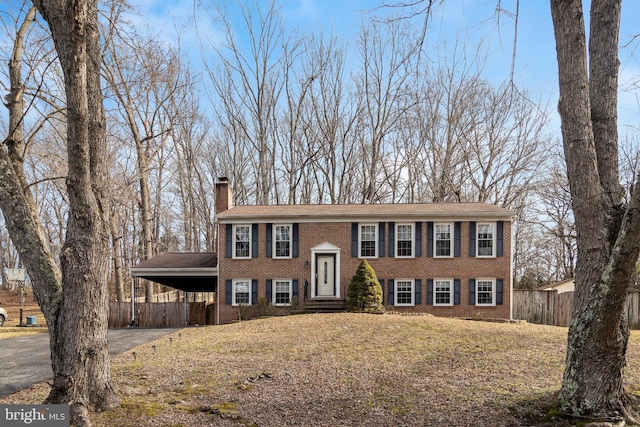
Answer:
513, 290, 640, 328
109, 301, 214, 328
129, 290, 216, 303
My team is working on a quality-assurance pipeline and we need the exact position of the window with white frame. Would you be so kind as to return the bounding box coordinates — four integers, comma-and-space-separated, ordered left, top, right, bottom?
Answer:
395, 279, 414, 306
434, 279, 453, 306
476, 279, 495, 306
274, 224, 292, 258
477, 223, 495, 257
274, 279, 292, 305
359, 224, 378, 258
395, 223, 414, 257
233, 279, 251, 306
435, 223, 453, 257
234, 225, 251, 258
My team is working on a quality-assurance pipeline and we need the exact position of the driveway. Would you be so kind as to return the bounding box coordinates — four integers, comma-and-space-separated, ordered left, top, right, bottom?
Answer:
0, 328, 180, 398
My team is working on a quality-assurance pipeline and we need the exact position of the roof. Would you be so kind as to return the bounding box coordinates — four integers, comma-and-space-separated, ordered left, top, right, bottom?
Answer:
216, 202, 514, 223
130, 252, 218, 292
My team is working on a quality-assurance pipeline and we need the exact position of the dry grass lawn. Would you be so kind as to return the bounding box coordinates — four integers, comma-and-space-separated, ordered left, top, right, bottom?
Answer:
4, 311, 640, 426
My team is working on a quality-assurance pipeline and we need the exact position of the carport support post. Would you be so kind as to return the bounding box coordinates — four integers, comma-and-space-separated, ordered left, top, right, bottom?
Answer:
184, 292, 188, 326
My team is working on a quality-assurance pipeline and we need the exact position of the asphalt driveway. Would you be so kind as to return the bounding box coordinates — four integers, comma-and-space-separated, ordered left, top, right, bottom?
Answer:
0, 328, 180, 398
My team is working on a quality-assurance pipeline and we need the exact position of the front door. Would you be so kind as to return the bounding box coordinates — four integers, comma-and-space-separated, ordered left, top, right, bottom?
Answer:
316, 254, 336, 297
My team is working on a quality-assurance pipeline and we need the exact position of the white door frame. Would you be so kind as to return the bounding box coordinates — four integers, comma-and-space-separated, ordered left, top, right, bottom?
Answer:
310, 242, 341, 299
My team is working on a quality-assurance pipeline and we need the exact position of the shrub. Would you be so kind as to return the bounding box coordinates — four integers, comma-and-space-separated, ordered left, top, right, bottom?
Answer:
346, 259, 383, 313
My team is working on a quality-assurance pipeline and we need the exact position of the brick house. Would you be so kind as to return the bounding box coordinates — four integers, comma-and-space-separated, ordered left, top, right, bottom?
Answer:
214, 178, 514, 325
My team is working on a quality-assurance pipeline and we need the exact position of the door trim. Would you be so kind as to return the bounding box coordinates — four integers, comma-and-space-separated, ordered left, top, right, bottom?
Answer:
310, 242, 341, 299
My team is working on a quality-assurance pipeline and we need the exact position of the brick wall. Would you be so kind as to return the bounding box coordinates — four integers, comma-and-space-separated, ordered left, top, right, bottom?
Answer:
218, 220, 512, 324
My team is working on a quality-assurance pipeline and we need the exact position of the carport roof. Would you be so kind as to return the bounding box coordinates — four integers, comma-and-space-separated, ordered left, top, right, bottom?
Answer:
130, 252, 218, 292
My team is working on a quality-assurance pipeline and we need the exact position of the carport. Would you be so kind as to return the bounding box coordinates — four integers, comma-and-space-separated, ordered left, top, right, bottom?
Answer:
124, 252, 219, 326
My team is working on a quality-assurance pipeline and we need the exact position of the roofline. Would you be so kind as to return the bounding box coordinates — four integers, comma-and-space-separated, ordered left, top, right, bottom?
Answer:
216, 212, 515, 223
130, 267, 218, 277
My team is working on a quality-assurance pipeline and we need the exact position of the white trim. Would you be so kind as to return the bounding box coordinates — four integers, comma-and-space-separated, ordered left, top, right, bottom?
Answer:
395, 223, 415, 258
476, 222, 496, 258
394, 278, 415, 306
434, 222, 454, 258
273, 224, 293, 259
232, 278, 251, 306
310, 243, 341, 299
233, 224, 252, 259
130, 267, 218, 277
358, 223, 378, 258
273, 279, 293, 306
433, 278, 454, 306
476, 278, 496, 306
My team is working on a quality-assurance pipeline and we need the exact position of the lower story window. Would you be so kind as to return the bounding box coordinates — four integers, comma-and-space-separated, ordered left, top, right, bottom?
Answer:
476, 279, 495, 306
233, 279, 251, 306
435, 279, 453, 306
395, 279, 414, 306
274, 279, 292, 305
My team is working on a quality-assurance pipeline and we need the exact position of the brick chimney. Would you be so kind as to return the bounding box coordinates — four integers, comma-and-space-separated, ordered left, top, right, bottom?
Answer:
215, 177, 233, 215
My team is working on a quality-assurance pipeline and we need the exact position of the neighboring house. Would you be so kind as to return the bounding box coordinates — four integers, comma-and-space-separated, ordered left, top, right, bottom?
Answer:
538, 278, 575, 294
213, 178, 515, 325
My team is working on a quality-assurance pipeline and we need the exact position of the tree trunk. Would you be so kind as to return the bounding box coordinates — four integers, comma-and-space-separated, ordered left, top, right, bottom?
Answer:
32, 1, 119, 424
551, 0, 640, 421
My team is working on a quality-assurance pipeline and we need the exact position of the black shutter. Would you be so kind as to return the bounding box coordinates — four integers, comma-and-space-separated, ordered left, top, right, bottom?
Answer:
266, 279, 273, 302
454, 279, 461, 305
225, 224, 232, 258
496, 221, 504, 257
251, 279, 258, 305
426, 279, 433, 305
426, 222, 434, 257
388, 279, 395, 306
251, 224, 259, 258
378, 222, 386, 257
415, 279, 422, 305
469, 279, 476, 305
266, 224, 273, 258
292, 279, 299, 298
415, 222, 422, 257
351, 223, 358, 257
496, 279, 504, 305
469, 222, 476, 257
454, 222, 461, 257
225, 280, 232, 305
388, 222, 395, 258
293, 223, 299, 258
379, 279, 384, 305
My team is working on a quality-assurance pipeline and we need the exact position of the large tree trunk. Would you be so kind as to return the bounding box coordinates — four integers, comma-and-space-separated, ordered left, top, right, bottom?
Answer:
551, 0, 640, 421
31, 1, 118, 424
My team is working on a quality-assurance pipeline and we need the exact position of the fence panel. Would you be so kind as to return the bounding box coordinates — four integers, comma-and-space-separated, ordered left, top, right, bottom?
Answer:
109, 301, 215, 328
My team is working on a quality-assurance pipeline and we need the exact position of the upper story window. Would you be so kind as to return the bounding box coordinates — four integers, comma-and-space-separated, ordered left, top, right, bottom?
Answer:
477, 222, 495, 257
234, 225, 251, 259
395, 279, 415, 306
476, 279, 496, 306
434, 279, 453, 306
359, 224, 378, 258
232, 279, 251, 305
274, 224, 292, 258
435, 223, 453, 257
395, 223, 414, 258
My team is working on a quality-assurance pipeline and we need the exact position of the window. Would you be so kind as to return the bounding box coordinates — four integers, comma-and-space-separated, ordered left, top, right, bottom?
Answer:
234, 225, 251, 258
395, 279, 414, 306
274, 279, 292, 305
435, 223, 453, 257
476, 279, 495, 306
274, 224, 292, 258
395, 223, 414, 257
477, 223, 495, 257
434, 279, 453, 306
359, 224, 378, 258
232, 279, 251, 306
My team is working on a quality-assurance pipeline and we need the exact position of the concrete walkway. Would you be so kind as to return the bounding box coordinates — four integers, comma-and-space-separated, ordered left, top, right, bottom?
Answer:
0, 328, 180, 398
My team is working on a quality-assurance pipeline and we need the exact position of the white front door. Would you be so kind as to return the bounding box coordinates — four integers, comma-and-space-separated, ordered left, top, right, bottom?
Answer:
316, 254, 336, 297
